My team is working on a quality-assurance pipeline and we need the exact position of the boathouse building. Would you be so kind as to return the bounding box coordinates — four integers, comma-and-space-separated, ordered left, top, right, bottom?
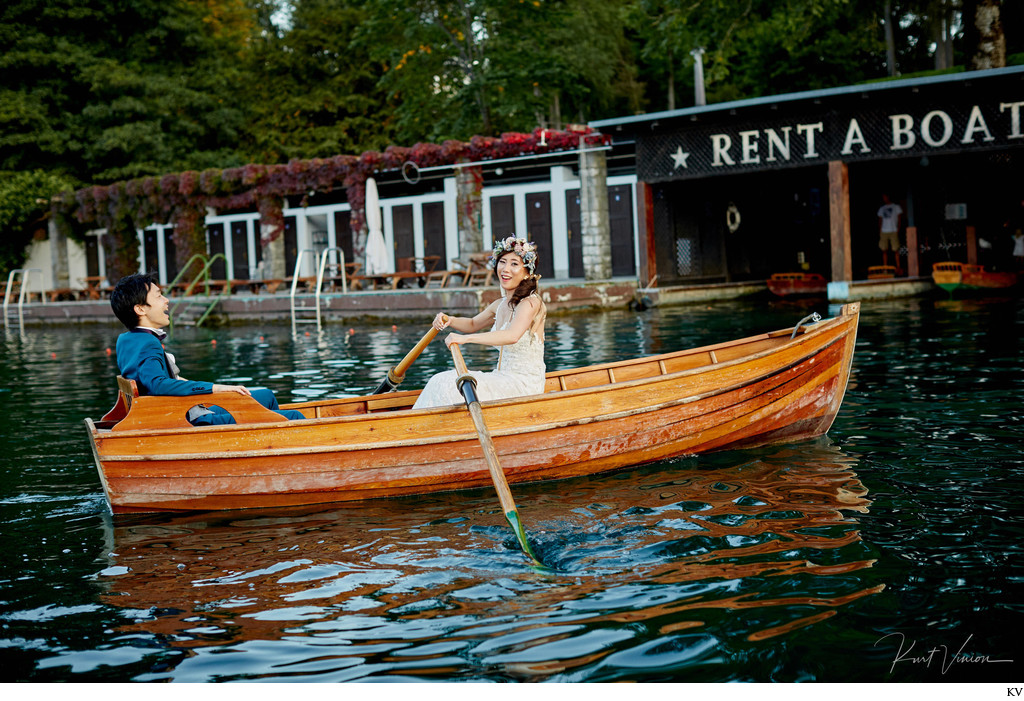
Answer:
18, 66, 1024, 306
594, 65, 1024, 294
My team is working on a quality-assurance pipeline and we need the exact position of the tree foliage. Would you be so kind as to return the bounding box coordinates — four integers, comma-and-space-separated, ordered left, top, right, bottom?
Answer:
241, 0, 391, 162
0, 0, 252, 184
0, 170, 74, 276
0, 0, 1011, 188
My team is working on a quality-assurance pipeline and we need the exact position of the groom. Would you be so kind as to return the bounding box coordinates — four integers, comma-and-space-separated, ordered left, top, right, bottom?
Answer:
110, 272, 305, 425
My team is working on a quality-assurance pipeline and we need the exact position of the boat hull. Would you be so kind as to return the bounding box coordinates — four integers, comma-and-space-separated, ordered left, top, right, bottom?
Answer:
86, 304, 860, 513
767, 273, 827, 297
933, 262, 1020, 292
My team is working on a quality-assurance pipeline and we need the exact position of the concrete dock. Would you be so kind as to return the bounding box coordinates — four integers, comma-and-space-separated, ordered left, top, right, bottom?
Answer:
3, 276, 937, 327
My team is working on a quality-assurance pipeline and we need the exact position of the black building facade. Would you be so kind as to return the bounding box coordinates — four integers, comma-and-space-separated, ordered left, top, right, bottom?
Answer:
593, 66, 1024, 286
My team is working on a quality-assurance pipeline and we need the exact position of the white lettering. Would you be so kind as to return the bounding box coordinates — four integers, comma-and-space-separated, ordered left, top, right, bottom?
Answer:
841, 118, 871, 155
921, 110, 953, 147
711, 134, 735, 166
1000, 101, 1024, 139
797, 122, 823, 158
890, 114, 916, 150
739, 130, 760, 164
960, 105, 995, 143
764, 127, 792, 162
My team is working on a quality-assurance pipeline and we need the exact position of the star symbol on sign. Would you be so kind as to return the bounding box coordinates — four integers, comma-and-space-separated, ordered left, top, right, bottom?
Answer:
671, 146, 690, 169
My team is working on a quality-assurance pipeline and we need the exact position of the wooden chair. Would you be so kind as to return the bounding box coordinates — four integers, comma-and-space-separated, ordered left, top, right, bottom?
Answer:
466, 253, 494, 286
391, 256, 443, 289
424, 270, 450, 288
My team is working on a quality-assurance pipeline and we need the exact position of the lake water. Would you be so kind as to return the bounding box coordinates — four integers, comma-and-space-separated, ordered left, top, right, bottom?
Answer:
1, 296, 1021, 682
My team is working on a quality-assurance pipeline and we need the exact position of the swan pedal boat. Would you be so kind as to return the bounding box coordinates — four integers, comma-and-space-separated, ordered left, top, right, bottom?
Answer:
85, 303, 861, 514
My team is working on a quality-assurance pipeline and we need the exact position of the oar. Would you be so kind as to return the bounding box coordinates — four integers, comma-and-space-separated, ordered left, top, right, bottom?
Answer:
449, 343, 542, 566
372, 325, 440, 394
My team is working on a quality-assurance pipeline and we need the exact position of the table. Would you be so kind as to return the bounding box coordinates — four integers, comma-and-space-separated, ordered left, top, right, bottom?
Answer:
349, 273, 395, 290
47, 288, 82, 302
79, 276, 107, 300
169, 279, 233, 296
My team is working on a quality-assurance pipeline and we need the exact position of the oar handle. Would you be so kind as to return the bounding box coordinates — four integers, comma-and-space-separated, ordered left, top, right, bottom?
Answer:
393, 326, 439, 378
449, 340, 469, 376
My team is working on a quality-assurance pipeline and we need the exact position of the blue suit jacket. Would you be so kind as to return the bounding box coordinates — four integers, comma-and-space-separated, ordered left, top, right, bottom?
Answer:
116, 328, 213, 397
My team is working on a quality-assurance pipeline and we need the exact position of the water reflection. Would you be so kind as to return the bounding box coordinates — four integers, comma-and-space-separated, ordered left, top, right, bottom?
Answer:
89, 440, 880, 681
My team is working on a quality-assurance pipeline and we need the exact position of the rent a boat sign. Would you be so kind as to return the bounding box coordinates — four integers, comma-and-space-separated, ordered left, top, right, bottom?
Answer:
638, 98, 1024, 180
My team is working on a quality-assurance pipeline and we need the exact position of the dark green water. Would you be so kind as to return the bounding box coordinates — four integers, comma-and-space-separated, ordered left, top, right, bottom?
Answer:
1, 297, 1021, 682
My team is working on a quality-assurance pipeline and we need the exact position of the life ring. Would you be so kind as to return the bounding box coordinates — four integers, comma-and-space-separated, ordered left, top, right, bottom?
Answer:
726, 203, 741, 233
401, 161, 421, 185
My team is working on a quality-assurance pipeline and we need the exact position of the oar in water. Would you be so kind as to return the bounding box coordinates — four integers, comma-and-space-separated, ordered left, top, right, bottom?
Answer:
372, 325, 440, 395
449, 343, 542, 566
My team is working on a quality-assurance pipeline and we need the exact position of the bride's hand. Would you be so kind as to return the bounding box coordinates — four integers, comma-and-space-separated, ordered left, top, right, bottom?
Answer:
444, 333, 465, 348
433, 312, 450, 331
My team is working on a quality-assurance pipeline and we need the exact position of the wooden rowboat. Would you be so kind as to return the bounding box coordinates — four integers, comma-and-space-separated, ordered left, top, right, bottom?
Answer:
932, 261, 1020, 293
85, 303, 861, 514
766, 272, 827, 297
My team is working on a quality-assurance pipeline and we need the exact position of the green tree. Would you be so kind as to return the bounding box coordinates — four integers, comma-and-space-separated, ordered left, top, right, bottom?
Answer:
354, 0, 641, 142
626, 0, 888, 109
0, 170, 74, 276
0, 0, 253, 184
241, 0, 392, 162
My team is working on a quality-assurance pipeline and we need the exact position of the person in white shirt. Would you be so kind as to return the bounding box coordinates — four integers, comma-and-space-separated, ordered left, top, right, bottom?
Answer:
877, 194, 903, 268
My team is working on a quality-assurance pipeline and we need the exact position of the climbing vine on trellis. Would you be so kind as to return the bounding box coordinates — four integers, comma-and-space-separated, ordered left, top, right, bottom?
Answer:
53, 128, 611, 271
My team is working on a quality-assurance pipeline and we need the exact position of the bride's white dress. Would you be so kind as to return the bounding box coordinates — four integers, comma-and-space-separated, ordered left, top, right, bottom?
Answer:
412, 295, 546, 409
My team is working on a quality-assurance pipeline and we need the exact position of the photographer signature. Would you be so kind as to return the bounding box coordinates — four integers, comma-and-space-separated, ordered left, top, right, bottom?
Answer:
875, 632, 1014, 675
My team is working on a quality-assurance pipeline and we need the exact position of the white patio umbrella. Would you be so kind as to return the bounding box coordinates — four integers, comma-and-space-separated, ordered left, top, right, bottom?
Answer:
364, 177, 391, 275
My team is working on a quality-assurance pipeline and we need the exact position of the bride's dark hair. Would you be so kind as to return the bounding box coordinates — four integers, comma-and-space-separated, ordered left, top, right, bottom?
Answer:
494, 250, 539, 309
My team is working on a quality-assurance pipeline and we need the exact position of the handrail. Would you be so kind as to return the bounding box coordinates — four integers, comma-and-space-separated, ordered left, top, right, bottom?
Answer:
3, 268, 45, 328
314, 247, 348, 331
166, 253, 210, 293
169, 253, 230, 330
290, 248, 321, 334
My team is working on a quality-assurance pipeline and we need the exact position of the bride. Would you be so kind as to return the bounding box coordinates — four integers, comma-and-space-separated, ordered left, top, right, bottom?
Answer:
412, 236, 546, 409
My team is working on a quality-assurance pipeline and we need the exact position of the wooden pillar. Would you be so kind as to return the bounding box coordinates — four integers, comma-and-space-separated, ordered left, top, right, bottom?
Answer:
635, 181, 657, 286
906, 226, 919, 277
965, 225, 978, 264
828, 160, 853, 282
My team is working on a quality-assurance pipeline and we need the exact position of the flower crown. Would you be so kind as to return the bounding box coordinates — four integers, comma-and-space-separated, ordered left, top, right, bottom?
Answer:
490, 236, 538, 274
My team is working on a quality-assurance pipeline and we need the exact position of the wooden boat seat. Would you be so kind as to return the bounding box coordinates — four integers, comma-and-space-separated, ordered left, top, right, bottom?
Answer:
117, 375, 139, 411
104, 375, 300, 431
96, 376, 138, 429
